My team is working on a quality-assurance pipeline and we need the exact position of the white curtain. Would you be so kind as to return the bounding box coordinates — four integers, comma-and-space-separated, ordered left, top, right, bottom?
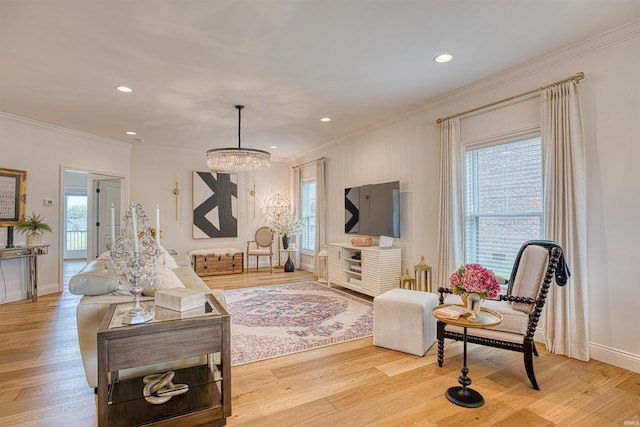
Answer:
315, 158, 327, 275
541, 81, 590, 361
436, 118, 464, 288
293, 165, 302, 235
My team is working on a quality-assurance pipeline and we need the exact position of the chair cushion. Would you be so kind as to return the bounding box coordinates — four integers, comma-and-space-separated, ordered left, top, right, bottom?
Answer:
248, 249, 271, 255
443, 295, 529, 336
510, 245, 549, 313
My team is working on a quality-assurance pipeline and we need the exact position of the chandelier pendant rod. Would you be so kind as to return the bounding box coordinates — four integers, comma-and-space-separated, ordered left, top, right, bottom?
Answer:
236, 104, 244, 149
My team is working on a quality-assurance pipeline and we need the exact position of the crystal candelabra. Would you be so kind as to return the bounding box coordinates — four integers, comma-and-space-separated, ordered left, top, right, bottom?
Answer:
110, 203, 161, 325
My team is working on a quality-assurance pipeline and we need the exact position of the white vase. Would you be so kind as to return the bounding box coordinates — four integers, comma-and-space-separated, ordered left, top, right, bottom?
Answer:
27, 233, 43, 246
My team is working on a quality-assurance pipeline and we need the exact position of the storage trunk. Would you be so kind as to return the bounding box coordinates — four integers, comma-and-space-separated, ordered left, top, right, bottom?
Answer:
193, 252, 244, 276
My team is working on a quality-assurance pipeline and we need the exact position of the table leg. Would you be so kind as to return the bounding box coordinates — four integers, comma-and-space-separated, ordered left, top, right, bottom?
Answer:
445, 326, 484, 408
29, 255, 38, 302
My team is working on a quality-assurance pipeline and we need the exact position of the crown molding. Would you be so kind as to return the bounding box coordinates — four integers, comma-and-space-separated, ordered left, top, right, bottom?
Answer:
0, 111, 132, 150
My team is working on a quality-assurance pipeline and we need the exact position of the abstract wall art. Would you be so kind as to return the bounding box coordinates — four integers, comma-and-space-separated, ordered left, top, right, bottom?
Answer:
193, 172, 238, 239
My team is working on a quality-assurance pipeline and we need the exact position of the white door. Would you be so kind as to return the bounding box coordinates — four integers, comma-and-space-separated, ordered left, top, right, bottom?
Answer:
88, 176, 122, 260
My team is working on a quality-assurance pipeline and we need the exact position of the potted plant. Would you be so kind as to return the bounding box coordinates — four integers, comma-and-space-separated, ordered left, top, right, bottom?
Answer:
269, 213, 303, 249
16, 212, 53, 246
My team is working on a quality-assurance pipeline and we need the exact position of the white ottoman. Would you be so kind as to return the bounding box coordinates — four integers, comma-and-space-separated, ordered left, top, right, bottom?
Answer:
373, 288, 438, 356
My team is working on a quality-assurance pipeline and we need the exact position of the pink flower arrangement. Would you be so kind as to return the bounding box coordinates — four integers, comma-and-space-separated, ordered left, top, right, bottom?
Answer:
449, 264, 501, 299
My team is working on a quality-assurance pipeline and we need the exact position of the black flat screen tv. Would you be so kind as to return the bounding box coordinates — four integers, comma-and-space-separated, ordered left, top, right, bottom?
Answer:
345, 181, 400, 238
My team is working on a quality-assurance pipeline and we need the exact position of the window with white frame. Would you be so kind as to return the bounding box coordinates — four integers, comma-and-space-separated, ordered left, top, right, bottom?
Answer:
464, 136, 543, 279
301, 180, 316, 252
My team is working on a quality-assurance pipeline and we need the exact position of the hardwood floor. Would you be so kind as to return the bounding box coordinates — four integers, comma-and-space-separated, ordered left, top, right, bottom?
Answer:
1, 267, 638, 426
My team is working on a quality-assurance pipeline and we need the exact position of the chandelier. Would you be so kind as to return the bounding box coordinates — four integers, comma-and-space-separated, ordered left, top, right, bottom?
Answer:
266, 193, 291, 219
206, 105, 271, 172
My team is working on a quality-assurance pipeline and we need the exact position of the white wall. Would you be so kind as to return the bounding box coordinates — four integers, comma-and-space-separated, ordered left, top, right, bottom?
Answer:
0, 114, 131, 302
130, 145, 293, 269
296, 21, 640, 372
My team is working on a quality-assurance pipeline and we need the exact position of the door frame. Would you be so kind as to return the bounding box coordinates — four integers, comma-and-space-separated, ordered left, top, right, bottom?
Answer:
58, 165, 128, 290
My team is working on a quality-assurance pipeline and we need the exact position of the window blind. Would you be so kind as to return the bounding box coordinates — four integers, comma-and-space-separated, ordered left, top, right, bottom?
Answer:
465, 137, 542, 278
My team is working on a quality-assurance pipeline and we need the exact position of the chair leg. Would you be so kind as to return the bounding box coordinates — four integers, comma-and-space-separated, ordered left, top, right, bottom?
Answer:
532, 341, 539, 357
523, 341, 540, 390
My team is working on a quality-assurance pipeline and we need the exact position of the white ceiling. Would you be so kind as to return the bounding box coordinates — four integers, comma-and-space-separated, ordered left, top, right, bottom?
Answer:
1, 1, 639, 160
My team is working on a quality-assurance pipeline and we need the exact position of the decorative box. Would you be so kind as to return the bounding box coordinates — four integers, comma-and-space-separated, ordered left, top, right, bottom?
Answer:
351, 236, 373, 247
155, 288, 205, 312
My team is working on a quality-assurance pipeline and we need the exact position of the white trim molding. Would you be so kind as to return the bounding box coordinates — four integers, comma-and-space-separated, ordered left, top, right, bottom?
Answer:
590, 342, 640, 374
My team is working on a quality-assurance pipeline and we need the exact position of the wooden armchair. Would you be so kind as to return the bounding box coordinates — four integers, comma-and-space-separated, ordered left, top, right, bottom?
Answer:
246, 226, 273, 272
437, 240, 569, 390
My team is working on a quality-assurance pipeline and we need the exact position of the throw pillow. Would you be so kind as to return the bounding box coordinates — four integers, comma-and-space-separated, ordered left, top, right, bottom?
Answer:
142, 268, 185, 297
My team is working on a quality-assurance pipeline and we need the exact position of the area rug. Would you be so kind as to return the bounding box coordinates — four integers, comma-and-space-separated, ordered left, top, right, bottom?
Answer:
224, 281, 373, 365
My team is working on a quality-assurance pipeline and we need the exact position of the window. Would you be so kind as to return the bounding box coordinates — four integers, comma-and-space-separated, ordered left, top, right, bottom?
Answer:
464, 136, 543, 279
301, 180, 316, 252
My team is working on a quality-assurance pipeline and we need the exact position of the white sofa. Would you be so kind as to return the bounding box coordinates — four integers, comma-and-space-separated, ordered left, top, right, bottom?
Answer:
68, 252, 226, 389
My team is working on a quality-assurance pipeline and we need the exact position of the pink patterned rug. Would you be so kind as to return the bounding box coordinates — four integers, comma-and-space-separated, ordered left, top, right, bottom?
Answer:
224, 281, 373, 365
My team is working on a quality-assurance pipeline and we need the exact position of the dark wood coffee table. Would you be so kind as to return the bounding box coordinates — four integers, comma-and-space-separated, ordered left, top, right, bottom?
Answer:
433, 304, 502, 408
97, 294, 230, 426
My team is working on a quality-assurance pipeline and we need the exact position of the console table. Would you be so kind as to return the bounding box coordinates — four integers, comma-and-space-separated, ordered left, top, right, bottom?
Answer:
0, 245, 49, 302
433, 304, 502, 408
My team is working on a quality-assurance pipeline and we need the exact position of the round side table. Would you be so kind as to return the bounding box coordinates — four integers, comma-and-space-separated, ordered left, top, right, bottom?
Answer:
432, 304, 503, 408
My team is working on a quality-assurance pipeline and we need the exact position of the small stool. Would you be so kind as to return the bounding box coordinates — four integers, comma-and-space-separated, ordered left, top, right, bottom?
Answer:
373, 288, 438, 356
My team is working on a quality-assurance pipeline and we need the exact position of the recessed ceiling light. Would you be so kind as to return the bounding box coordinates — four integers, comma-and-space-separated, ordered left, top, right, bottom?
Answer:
270, 145, 278, 149
320, 117, 331, 122
434, 53, 453, 63
116, 86, 133, 93
126, 131, 137, 135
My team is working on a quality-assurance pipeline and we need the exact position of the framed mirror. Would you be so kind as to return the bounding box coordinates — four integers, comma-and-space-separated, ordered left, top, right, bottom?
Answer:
0, 168, 27, 226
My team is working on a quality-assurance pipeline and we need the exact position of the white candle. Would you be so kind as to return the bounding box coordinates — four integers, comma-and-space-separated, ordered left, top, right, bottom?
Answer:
110, 204, 116, 248
156, 205, 161, 246
131, 206, 139, 253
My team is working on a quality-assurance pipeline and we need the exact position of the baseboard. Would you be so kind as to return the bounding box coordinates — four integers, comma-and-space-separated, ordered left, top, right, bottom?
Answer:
589, 342, 640, 374
39, 282, 61, 295
0, 289, 27, 304
535, 328, 639, 374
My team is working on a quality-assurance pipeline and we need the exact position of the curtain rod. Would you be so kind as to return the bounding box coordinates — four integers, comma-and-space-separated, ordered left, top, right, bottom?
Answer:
292, 156, 326, 169
435, 72, 585, 124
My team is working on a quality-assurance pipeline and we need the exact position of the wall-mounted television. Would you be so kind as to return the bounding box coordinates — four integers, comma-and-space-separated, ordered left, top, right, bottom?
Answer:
345, 180, 400, 238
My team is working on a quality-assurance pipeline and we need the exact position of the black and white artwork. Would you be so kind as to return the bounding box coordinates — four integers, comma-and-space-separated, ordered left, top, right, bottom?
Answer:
193, 172, 238, 239
344, 186, 359, 234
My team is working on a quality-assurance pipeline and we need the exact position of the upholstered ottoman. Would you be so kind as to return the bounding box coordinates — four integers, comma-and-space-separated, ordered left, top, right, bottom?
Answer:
373, 288, 438, 356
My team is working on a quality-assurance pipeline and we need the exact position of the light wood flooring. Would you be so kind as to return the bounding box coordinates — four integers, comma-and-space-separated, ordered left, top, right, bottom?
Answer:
0, 264, 638, 426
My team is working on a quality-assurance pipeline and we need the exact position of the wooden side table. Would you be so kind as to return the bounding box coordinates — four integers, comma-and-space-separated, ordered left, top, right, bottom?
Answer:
433, 304, 503, 408
97, 294, 231, 426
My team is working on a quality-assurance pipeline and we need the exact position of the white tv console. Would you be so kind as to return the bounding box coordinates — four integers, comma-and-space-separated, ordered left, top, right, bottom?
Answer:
327, 243, 401, 297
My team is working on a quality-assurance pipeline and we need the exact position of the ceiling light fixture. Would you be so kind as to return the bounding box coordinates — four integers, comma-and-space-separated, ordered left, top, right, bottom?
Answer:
320, 117, 331, 122
126, 131, 137, 135
116, 86, 133, 93
206, 105, 271, 173
434, 53, 453, 63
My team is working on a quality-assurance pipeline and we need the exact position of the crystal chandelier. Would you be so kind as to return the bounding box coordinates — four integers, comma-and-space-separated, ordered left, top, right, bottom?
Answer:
206, 105, 271, 172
